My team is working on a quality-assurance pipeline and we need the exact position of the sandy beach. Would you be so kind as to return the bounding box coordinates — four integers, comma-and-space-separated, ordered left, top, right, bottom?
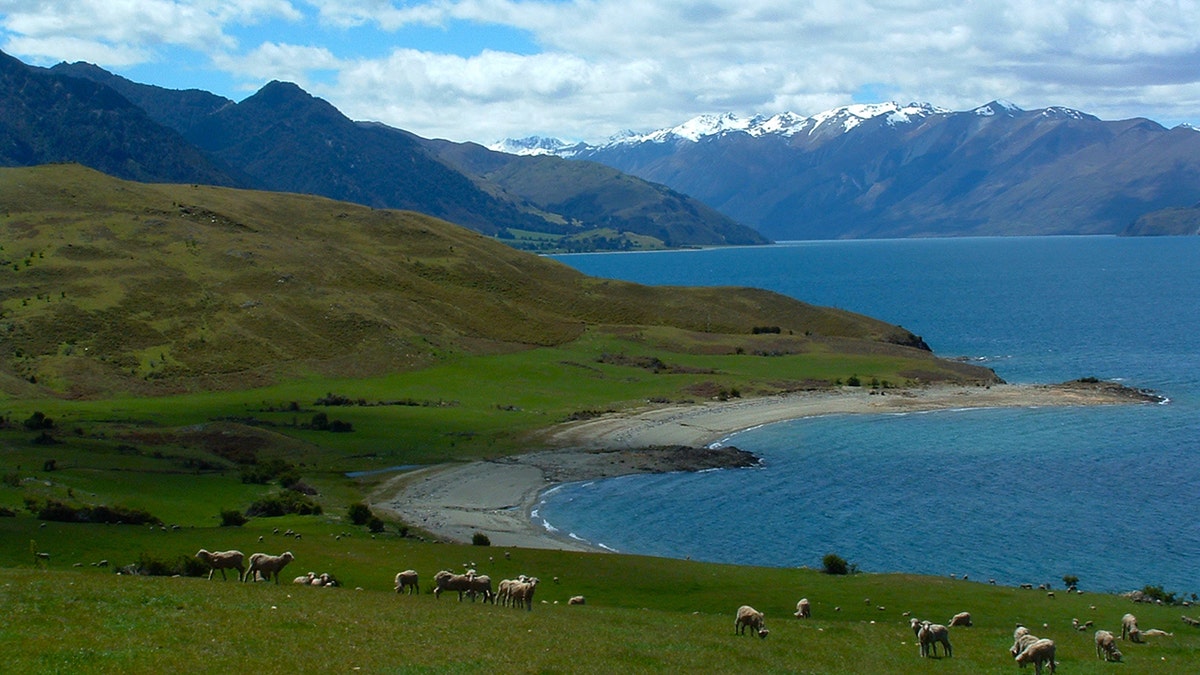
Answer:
372, 381, 1161, 552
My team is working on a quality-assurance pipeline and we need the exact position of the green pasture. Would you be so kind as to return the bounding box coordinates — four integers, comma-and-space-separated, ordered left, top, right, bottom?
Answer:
2, 544, 1196, 673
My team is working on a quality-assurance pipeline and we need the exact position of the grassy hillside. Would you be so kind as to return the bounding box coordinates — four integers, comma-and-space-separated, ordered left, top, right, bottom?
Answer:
1, 163, 980, 400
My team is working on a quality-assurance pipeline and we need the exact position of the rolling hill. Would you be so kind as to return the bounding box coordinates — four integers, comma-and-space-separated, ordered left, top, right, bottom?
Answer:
0, 164, 984, 398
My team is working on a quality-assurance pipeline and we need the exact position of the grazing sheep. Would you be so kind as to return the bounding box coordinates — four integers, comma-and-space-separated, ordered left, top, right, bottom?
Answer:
432, 570, 478, 601
394, 570, 419, 595
1120, 613, 1142, 642
794, 598, 811, 618
195, 549, 245, 581
917, 621, 951, 657
568, 595, 586, 605
1014, 638, 1056, 674
505, 577, 539, 611
948, 611, 972, 627
496, 578, 516, 606
1010, 632, 1040, 659
466, 574, 494, 603
1095, 630, 1121, 661
243, 551, 294, 584
735, 605, 768, 639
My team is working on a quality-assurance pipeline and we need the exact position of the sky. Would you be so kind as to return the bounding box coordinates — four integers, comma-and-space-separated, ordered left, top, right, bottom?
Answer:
2, 0, 1198, 144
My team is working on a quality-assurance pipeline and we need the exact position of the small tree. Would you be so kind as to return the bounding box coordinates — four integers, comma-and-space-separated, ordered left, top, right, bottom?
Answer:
347, 502, 372, 526
1062, 574, 1079, 589
472, 532, 491, 546
822, 553, 850, 575
219, 509, 248, 527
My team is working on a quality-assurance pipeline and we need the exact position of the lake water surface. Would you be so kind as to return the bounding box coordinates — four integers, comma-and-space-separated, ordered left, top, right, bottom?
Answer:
542, 236, 1200, 594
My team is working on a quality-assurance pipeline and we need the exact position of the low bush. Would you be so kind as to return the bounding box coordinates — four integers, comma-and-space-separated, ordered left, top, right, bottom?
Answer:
246, 491, 322, 517
219, 509, 248, 527
27, 498, 162, 525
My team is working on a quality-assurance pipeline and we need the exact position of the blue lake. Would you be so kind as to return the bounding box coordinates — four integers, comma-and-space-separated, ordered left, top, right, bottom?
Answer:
541, 236, 1200, 594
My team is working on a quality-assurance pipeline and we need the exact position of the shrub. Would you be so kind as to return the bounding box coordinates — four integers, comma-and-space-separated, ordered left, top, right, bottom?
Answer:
28, 498, 162, 525
1062, 574, 1079, 588
347, 502, 372, 526
846, 375, 862, 387
131, 552, 208, 577
219, 509, 248, 527
23, 411, 53, 430
246, 491, 322, 517
240, 458, 295, 485
472, 532, 491, 546
822, 553, 854, 575
1141, 584, 1177, 604
368, 516, 385, 534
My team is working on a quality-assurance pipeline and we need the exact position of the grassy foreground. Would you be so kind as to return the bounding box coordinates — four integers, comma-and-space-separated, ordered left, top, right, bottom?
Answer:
3, 544, 1197, 674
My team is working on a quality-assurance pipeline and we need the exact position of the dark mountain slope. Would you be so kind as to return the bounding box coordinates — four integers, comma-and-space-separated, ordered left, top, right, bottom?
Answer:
0, 51, 239, 186
42, 55, 762, 247
565, 104, 1200, 239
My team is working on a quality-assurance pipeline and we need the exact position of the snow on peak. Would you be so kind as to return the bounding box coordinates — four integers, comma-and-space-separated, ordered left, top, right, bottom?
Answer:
974, 100, 1023, 117
603, 102, 946, 147
488, 136, 573, 156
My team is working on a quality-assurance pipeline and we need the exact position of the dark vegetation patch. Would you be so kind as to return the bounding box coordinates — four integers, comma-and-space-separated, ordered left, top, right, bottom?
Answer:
597, 353, 715, 375
25, 497, 162, 525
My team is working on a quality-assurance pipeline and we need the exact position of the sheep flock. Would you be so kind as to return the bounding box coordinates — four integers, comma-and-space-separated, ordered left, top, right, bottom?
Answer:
178, 546, 1189, 668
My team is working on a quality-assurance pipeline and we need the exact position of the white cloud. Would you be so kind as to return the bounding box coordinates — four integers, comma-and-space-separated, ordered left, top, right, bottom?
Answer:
2, 0, 1198, 141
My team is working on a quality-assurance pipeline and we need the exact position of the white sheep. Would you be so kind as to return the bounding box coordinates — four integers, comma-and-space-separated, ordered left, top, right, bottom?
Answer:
1120, 613, 1142, 642
794, 598, 811, 618
735, 605, 768, 639
244, 551, 294, 584
1010, 631, 1039, 659
466, 574, 494, 603
432, 570, 477, 601
947, 611, 971, 627
917, 621, 951, 657
1141, 628, 1173, 638
394, 569, 419, 595
195, 549, 245, 581
294, 571, 316, 585
1094, 629, 1121, 661
508, 577, 540, 611
1014, 638, 1056, 674
568, 595, 586, 605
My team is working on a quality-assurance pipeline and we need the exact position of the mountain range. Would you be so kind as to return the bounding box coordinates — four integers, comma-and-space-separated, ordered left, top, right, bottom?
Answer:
0, 50, 765, 251
496, 102, 1200, 239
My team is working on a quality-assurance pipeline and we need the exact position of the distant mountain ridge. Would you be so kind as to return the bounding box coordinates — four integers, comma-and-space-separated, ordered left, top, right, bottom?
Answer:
495, 101, 1200, 239
0, 50, 763, 251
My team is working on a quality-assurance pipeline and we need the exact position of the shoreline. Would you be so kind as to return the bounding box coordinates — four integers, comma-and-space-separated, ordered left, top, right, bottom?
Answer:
371, 381, 1162, 553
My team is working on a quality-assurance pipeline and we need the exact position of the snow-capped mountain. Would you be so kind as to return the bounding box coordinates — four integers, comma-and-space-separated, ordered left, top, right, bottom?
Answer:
493, 102, 953, 154
494, 100, 1200, 240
